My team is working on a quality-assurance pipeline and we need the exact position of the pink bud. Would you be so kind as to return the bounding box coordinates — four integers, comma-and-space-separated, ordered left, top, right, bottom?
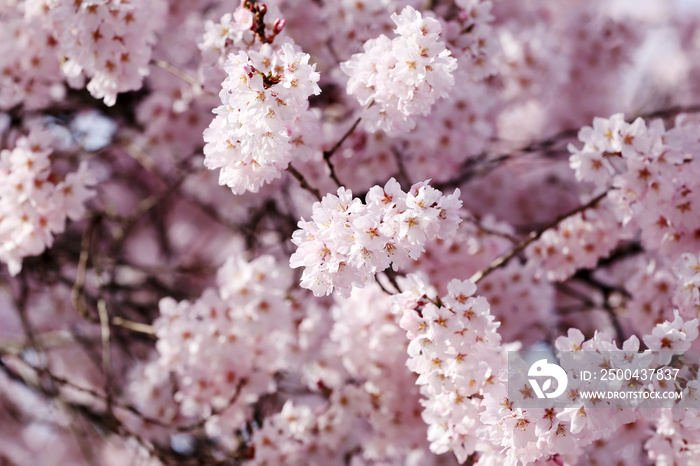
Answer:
273, 18, 286, 35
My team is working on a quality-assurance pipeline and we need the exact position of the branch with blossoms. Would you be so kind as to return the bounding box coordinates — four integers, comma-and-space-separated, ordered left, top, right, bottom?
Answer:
4, 0, 700, 465
436, 103, 700, 193
469, 190, 609, 284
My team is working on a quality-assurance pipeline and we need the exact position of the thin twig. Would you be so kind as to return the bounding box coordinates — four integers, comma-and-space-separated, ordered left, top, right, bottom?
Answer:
120, 138, 158, 173
70, 244, 156, 336
111, 175, 185, 250
287, 164, 322, 201
383, 269, 402, 293
0, 332, 78, 356
250, 2, 271, 44
556, 304, 597, 315
556, 282, 599, 308
323, 116, 362, 187
72, 217, 99, 319
437, 103, 700, 192
15, 276, 37, 356
97, 299, 113, 414
110, 316, 155, 336
122, 378, 248, 433
58, 400, 99, 466
151, 59, 203, 91
390, 146, 412, 190
463, 216, 519, 243
470, 191, 609, 284
574, 270, 627, 344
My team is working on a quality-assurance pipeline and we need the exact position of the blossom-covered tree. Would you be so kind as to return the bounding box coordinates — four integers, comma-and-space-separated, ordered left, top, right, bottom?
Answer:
2, 0, 700, 464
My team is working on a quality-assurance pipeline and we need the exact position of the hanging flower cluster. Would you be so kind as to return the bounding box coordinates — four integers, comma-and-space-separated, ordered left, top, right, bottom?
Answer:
290, 178, 462, 297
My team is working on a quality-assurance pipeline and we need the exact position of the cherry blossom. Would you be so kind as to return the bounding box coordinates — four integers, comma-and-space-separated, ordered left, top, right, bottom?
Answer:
0, 128, 96, 276
203, 39, 322, 194
341, 6, 458, 135
2, 1, 700, 465
289, 179, 463, 297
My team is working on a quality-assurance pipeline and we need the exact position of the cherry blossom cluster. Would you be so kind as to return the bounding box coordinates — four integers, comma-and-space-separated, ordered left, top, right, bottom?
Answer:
411, 215, 554, 344
318, 0, 402, 62
130, 73, 211, 165
482, 312, 700, 465
0, 130, 95, 276
643, 309, 699, 358
119, 359, 184, 445
481, 330, 639, 464
553, 12, 642, 126
673, 252, 700, 319
290, 178, 462, 297
569, 113, 700, 255
198, 2, 286, 91
402, 79, 497, 183
394, 275, 503, 462
642, 308, 700, 466
525, 200, 633, 282
203, 40, 321, 194
444, 0, 499, 80
198, 6, 257, 69
250, 285, 432, 464
623, 258, 677, 335
626, 252, 700, 335
340, 6, 458, 134
249, 386, 427, 465
645, 408, 700, 466
27, 0, 167, 106
0, 12, 63, 110
5, 0, 700, 464
323, 286, 429, 460
147, 255, 294, 432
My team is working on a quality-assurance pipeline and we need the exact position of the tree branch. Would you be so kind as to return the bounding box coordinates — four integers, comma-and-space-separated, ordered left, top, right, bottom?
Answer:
151, 59, 203, 91
287, 164, 322, 201
470, 191, 609, 284
323, 116, 361, 187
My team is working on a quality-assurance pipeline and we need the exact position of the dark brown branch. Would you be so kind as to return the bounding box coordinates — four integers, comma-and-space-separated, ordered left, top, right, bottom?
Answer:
390, 146, 412, 190
323, 116, 362, 187
111, 175, 186, 252
640, 104, 700, 121
437, 103, 700, 191
71, 216, 99, 320
249, 1, 271, 44
573, 270, 627, 344
288, 164, 322, 201
463, 216, 519, 243
470, 191, 609, 284
375, 277, 394, 296
382, 269, 402, 293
